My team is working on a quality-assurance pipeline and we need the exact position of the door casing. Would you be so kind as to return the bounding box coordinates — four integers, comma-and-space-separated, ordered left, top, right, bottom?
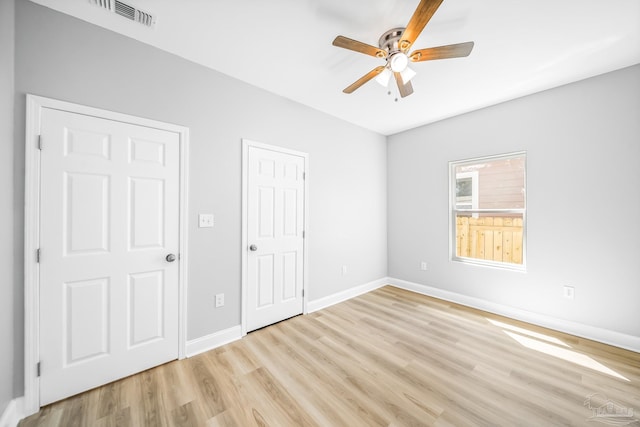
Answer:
23, 94, 190, 415
241, 139, 309, 336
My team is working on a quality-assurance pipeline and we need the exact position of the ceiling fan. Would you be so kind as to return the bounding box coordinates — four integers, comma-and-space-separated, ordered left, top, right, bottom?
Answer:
332, 0, 474, 98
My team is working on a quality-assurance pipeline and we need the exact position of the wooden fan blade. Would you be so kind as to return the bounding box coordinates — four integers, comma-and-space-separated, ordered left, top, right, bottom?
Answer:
394, 72, 414, 98
400, 0, 444, 52
333, 36, 387, 59
343, 66, 386, 94
410, 41, 474, 62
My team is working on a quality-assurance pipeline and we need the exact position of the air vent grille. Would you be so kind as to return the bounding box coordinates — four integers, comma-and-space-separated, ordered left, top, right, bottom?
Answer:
114, 1, 135, 20
90, 0, 155, 28
91, 0, 113, 10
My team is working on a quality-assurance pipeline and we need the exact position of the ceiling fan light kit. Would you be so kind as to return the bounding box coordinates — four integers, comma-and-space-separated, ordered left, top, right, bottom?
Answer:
390, 52, 409, 73
400, 66, 416, 84
332, 0, 474, 99
375, 68, 392, 87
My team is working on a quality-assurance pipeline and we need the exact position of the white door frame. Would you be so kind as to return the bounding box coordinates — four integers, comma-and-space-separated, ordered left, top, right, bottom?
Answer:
241, 139, 309, 336
23, 94, 190, 415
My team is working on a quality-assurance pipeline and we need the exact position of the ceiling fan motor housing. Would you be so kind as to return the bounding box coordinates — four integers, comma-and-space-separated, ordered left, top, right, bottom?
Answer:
379, 28, 410, 72
378, 27, 406, 55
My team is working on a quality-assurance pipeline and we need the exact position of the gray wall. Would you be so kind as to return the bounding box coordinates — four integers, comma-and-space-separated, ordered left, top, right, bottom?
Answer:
1, 0, 15, 415
13, 0, 386, 390
388, 64, 640, 337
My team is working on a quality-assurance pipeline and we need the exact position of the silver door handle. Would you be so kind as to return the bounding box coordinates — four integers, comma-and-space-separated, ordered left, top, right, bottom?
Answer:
249, 244, 258, 251
166, 253, 176, 262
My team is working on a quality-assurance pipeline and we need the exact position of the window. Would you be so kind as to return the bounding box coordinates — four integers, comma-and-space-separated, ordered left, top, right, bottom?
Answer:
450, 152, 526, 269
455, 171, 478, 216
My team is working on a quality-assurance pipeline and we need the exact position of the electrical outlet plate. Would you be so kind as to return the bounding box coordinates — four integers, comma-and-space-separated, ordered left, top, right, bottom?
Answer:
341, 265, 348, 275
199, 213, 214, 228
563, 286, 575, 299
215, 293, 224, 307
420, 261, 428, 271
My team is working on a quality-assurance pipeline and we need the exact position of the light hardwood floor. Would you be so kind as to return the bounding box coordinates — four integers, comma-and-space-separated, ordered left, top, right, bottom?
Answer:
20, 286, 640, 426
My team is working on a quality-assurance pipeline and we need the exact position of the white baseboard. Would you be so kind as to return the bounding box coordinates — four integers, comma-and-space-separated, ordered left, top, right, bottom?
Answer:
0, 397, 24, 427
388, 277, 640, 353
185, 278, 387, 357
185, 325, 242, 357
307, 277, 388, 313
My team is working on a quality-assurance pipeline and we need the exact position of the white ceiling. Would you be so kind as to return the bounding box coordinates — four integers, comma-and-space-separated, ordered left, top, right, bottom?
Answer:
29, 0, 640, 135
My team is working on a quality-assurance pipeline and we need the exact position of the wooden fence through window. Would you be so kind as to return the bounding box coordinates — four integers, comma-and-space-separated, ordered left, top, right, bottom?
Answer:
456, 216, 523, 264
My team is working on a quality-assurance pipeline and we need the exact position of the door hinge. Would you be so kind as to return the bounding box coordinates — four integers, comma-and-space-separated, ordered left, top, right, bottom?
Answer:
37, 362, 41, 377
37, 135, 42, 150
302, 230, 305, 238
302, 289, 305, 298
36, 248, 41, 263
303, 172, 306, 180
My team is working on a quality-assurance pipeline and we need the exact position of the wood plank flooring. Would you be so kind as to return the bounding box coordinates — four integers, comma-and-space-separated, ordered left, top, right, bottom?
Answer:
20, 286, 640, 426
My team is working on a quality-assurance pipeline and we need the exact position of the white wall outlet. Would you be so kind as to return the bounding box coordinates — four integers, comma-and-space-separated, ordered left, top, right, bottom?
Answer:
215, 293, 225, 307
341, 265, 348, 276
199, 213, 214, 228
420, 261, 428, 271
563, 286, 575, 300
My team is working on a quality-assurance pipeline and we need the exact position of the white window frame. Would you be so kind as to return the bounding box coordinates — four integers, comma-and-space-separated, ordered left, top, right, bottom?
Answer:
449, 151, 526, 271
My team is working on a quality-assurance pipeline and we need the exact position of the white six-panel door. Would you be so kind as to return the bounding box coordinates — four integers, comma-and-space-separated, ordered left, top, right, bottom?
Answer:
38, 108, 180, 405
245, 144, 306, 332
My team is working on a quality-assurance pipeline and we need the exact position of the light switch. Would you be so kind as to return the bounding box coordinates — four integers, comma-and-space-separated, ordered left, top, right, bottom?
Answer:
199, 213, 214, 228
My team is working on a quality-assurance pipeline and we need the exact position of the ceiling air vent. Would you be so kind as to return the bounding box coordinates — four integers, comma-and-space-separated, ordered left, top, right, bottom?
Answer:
89, 0, 156, 28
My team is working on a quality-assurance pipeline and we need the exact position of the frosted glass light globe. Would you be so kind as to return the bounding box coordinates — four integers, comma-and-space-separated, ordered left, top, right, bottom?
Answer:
375, 68, 392, 87
389, 53, 409, 72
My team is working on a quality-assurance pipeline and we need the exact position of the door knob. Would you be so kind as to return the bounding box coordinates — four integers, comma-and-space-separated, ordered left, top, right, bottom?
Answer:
166, 253, 176, 262
249, 244, 258, 251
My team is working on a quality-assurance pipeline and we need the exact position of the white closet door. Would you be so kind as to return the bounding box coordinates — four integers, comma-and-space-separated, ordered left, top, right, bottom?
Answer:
246, 145, 305, 332
39, 108, 180, 405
